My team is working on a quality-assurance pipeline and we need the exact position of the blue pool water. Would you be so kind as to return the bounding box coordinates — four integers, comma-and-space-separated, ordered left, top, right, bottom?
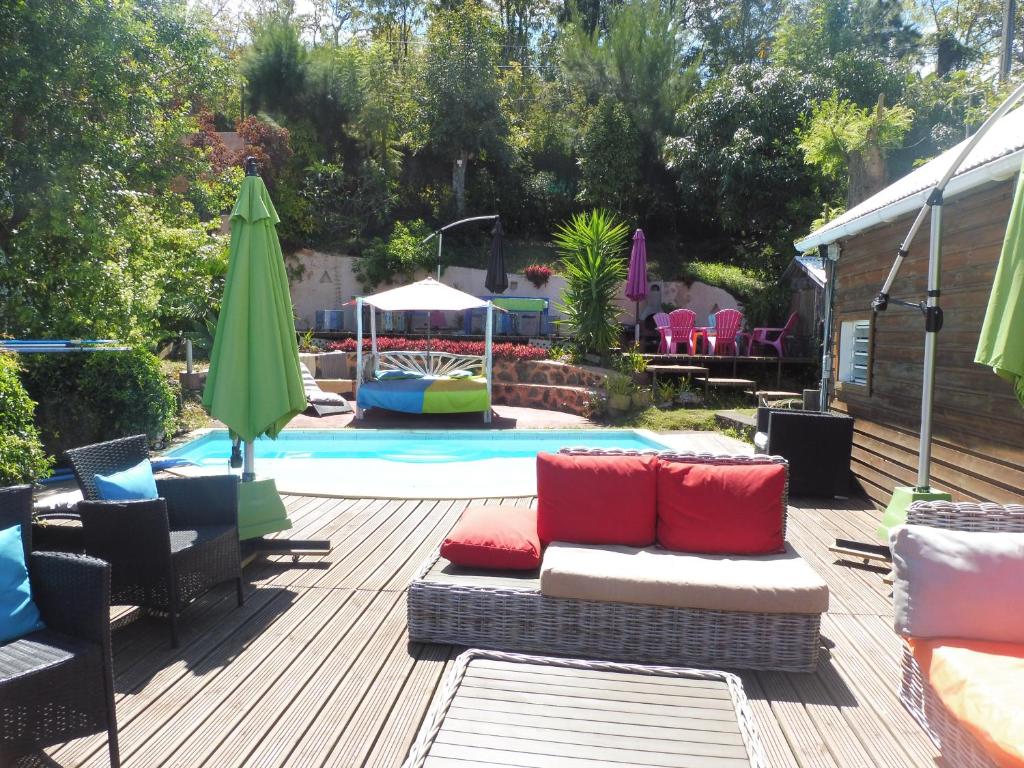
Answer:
167, 429, 667, 465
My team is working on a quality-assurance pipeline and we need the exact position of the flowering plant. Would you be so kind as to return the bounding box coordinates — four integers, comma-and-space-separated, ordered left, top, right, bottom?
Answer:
523, 264, 553, 289
325, 336, 550, 361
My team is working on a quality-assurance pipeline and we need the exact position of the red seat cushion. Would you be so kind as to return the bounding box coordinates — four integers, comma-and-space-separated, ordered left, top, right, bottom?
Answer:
441, 505, 541, 570
656, 461, 786, 554
536, 453, 658, 547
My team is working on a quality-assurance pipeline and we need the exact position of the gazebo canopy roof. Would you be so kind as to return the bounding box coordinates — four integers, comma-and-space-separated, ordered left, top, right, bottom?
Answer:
357, 277, 492, 312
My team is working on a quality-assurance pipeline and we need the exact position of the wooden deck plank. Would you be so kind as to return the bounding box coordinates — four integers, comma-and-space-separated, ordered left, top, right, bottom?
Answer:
37, 490, 939, 768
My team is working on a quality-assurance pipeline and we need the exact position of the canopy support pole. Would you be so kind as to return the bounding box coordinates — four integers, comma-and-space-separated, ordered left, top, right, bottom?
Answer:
243, 441, 255, 482
484, 301, 494, 424
355, 297, 364, 419
819, 244, 839, 412
370, 301, 378, 372
436, 232, 443, 280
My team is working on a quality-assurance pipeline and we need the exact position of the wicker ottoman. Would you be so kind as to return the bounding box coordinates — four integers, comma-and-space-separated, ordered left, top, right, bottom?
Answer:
402, 649, 767, 768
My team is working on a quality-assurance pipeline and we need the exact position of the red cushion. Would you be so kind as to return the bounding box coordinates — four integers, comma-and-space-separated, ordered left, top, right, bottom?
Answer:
441, 505, 541, 570
536, 452, 657, 547
656, 461, 786, 554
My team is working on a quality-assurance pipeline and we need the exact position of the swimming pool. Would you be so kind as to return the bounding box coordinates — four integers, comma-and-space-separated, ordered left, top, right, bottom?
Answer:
166, 429, 670, 498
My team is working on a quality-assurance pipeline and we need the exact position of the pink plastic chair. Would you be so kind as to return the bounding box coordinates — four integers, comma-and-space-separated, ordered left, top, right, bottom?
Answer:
653, 312, 672, 353
706, 309, 743, 356
667, 309, 697, 354
750, 312, 799, 357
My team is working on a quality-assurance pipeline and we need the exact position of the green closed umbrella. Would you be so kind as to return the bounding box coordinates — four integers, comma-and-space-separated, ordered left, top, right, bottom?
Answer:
976, 158, 1024, 405
203, 160, 306, 481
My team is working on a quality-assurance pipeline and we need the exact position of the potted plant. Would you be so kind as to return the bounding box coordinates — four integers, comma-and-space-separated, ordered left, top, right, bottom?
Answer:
619, 344, 649, 385
524, 264, 553, 289
605, 373, 634, 414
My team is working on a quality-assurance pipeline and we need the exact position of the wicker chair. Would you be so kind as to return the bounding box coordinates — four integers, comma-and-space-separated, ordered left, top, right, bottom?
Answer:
67, 435, 245, 648
0, 485, 120, 766
897, 500, 1024, 768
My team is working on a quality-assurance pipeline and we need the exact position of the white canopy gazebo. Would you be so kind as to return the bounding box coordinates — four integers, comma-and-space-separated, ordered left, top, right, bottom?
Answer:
354, 277, 496, 423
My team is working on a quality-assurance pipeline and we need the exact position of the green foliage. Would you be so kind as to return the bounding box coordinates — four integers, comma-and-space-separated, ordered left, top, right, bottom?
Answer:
799, 92, 914, 180
553, 210, 629, 357
605, 373, 636, 396
21, 348, 177, 458
0, 353, 53, 485
682, 262, 764, 299
614, 344, 648, 375
577, 98, 644, 213
354, 219, 436, 289
0, 0, 233, 345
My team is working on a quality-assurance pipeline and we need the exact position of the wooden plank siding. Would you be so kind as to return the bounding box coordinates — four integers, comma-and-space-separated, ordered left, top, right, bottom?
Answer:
830, 178, 1024, 508
30, 491, 939, 768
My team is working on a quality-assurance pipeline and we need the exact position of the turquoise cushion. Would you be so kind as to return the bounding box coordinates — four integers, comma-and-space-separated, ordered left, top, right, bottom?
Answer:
0, 524, 44, 644
94, 458, 159, 501
375, 369, 423, 381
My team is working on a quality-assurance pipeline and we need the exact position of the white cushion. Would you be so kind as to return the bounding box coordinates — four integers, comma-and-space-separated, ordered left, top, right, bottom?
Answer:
891, 524, 1024, 642
753, 432, 769, 453
539, 541, 828, 615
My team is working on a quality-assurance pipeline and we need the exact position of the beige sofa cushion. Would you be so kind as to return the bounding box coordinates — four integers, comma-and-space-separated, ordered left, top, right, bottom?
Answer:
540, 541, 829, 615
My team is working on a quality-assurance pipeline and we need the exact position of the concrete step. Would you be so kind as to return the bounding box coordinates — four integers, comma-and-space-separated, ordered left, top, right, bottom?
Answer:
492, 382, 599, 417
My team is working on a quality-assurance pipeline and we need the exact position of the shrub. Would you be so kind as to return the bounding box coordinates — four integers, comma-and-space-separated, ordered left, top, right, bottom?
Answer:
21, 347, 177, 458
553, 209, 629, 357
325, 337, 549, 362
0, 353, 53, 485
681, 261, 764, 299
523, 264, 553, 288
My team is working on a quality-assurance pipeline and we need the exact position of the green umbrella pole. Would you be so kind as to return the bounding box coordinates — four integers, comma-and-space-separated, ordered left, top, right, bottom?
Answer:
243, 440, 255, 482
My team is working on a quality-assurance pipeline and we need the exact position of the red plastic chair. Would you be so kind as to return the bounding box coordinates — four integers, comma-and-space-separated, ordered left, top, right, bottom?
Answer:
653, 312, 672, 353
667, 309, 697, 354
706, 309, 743, 356
750, 312, 799, 357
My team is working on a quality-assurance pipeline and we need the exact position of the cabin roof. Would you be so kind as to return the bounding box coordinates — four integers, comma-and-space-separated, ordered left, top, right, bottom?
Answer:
795, 105, 1024, 252
783, 253, 827, 287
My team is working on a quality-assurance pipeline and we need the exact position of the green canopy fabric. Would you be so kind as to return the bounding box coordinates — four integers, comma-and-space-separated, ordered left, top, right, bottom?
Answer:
976, 158, 1024, 405
203, 174, 306, 443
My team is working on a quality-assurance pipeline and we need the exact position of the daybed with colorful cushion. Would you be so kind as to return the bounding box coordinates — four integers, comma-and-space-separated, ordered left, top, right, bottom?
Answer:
891, 500, 1024, 768
408, 449, 829, 672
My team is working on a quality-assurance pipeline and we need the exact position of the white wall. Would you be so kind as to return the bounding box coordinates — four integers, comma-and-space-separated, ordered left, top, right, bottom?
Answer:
286, 249, 740, 332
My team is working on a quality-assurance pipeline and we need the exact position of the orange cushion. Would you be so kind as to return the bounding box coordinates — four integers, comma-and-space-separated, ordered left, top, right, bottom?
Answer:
536, 453, 657, 547
656, 461, 786, 554
910, 637, 1024, 767
440, 505, 541, 570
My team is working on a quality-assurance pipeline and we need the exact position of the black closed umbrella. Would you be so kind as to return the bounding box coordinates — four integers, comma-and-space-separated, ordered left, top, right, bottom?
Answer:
485, 217, 508, 294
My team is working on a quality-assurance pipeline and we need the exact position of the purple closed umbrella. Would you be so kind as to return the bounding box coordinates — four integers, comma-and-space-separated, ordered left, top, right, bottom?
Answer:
625, 229, 648, 343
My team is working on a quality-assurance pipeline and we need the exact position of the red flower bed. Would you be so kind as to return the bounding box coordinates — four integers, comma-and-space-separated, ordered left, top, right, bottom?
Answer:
325, 336, 549, 361
524, 264, 554, 288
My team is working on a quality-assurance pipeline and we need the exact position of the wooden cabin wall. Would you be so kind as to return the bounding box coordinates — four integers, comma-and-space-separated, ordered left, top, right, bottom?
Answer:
832, 178, 1024, 507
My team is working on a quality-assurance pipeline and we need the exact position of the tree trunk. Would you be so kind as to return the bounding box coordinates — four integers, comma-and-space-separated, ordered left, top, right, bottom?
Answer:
452, 151, 468, 216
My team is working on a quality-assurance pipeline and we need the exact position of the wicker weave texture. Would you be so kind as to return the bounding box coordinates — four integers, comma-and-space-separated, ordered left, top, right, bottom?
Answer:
402, 649, 769, 768
899, 646, 997, 768
0, 553, 119, 766
408, 555, 821, 672
897, 500, 1021, 768
66, 434, 149, 501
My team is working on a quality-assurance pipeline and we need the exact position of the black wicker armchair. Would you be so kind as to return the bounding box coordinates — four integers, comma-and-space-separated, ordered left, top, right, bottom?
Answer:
67, 436, 245, 648
0, 485, 120, 767
754, 408, 854, 498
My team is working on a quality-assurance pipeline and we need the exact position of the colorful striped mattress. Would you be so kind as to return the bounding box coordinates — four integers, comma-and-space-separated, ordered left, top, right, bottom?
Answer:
357, 375, 489, 415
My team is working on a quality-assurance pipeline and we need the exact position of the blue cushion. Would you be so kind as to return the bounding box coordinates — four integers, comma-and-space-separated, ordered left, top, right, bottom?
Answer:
94, 458, 159, 501
375, 369, 423, 381
0, 524, 44, 644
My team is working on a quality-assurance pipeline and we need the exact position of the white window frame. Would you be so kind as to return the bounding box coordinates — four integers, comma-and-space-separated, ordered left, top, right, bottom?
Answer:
837, 317, 872, 391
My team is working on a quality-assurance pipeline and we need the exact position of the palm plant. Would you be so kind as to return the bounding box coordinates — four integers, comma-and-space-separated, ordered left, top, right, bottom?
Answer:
553, 209, 629, 357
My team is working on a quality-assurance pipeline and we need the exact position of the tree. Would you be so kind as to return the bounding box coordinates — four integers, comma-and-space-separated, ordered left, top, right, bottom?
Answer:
0, 0, 233, 343
242, 18, 309, 119
420, 2, 507, 215
799, 92, 914, 206
576, 97, 644, 213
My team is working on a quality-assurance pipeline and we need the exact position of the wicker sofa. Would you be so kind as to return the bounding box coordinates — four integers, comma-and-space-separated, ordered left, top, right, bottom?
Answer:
408, 450, 829, 673
894, 500, 1024, 768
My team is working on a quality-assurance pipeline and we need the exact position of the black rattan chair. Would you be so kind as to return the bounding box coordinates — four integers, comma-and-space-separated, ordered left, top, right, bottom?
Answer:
67, 436, 245, 647
754, 408, 854, 498
0, 485, 120, 767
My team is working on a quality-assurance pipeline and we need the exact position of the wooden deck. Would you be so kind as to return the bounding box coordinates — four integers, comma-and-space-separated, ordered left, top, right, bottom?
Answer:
36, 494, 940, 768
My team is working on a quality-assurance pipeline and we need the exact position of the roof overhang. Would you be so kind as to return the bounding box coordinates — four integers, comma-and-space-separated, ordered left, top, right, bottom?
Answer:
796, 149, 1024, 252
